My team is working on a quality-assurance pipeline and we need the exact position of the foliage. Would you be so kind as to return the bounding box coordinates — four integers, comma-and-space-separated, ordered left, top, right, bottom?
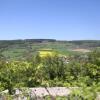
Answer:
0, 49, 100, 98
67, 85, 100, 100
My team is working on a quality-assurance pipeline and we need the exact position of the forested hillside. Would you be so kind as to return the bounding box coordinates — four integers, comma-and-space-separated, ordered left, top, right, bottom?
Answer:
0, 39, 100, 60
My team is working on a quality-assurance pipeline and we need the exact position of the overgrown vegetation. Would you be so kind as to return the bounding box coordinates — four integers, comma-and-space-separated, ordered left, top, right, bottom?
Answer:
0, 39, 100, 99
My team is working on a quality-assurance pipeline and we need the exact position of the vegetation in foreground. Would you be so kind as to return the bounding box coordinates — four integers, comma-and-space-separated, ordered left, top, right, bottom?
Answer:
0, 48, 100, 99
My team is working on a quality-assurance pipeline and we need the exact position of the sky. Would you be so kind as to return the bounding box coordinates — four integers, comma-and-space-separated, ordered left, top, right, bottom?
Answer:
0, 0, 100, 40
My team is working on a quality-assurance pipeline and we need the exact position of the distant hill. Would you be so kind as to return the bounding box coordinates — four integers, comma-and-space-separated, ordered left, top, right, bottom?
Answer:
0, 39, 100, 60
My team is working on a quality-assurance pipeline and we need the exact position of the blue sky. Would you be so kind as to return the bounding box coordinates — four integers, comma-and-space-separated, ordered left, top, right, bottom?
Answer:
0, 0, 100, 40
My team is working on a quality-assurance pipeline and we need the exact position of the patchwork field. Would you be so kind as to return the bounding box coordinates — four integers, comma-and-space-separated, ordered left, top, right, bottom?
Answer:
0, 39, 100, 60
72, 48, 91, 53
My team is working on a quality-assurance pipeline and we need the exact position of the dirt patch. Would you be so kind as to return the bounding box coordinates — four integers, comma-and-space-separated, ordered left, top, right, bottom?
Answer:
72, 48, 90, 53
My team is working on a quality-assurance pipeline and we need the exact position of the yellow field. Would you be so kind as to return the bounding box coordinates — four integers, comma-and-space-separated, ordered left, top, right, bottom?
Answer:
38, 49, 55, 57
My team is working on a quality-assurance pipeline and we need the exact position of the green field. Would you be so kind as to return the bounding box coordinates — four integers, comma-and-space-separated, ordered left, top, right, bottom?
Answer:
0, 39, 100, 60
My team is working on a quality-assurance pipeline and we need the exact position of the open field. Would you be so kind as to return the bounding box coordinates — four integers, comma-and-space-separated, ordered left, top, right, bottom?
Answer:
0, 39, 100, 60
